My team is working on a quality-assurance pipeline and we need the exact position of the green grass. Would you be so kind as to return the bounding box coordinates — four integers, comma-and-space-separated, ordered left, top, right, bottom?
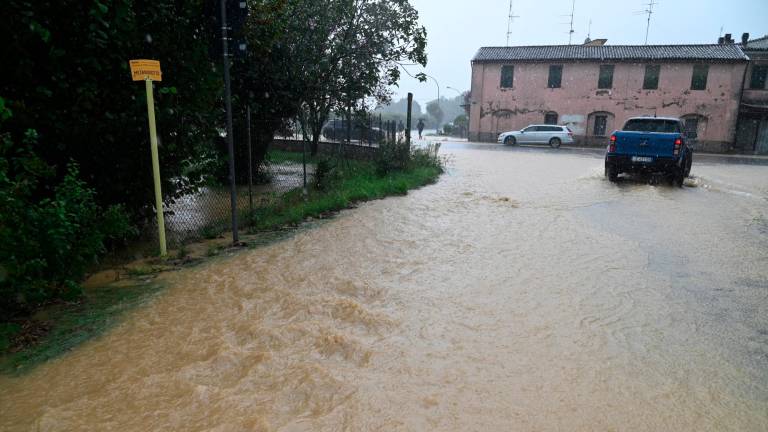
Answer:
0, 283, 161, 375
267, 149, 317, 164
0, 323, 22, 353
247, 158, 442, 232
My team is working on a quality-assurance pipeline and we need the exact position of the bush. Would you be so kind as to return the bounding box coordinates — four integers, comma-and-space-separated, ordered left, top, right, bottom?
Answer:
409, 142, 444, 172
375, 139, 444, 176
314, 156, 341, 191
0, 130, 136, 317
374, 139, 411, 175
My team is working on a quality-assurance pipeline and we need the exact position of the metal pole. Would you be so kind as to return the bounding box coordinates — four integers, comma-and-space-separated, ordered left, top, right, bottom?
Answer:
220, 0, 239, 243
406, 93, 413, 150
145, 79, 167, 257
425, 74, 440, 131
302, 138, 308, 196
247, 106, 253, 213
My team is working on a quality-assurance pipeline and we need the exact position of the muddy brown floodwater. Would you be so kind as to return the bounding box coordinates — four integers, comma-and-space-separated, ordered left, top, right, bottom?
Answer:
2, 145, 767, 431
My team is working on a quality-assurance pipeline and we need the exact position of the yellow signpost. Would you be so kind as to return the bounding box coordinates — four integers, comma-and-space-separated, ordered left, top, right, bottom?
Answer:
130, 59, 167, 256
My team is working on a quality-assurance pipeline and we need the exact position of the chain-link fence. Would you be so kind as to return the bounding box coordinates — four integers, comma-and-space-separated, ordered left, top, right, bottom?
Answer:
276, 113, 405, 147
135, 110, 406, 252
138, 153, 312, 251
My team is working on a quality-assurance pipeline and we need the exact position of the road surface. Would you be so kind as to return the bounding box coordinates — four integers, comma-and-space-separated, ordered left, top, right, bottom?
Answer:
2, 143, 767, 431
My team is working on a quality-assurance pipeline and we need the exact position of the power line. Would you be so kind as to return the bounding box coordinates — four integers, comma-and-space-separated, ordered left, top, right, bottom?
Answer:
506, 0, 520, 46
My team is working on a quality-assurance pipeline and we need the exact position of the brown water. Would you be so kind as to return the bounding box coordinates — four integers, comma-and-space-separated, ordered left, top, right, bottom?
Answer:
2, 146, 767, 431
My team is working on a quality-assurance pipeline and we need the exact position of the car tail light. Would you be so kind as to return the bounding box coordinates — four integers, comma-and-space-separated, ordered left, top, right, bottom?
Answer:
609, 134, 616, 153
673, 137, 682, 156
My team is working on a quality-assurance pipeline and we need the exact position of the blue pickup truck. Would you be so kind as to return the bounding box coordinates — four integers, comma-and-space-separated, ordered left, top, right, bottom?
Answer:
605, 117, 693, 186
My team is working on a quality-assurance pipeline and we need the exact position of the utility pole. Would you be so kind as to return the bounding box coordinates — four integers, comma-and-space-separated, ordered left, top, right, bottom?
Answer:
220, 0, 239, 244
506, 0, 520, 46
425, 73, 440, 130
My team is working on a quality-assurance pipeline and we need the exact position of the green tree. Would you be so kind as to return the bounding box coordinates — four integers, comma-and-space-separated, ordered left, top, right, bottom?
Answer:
426, 100, 444, 129
0, 0, 222, 217
249, 0, 427, 155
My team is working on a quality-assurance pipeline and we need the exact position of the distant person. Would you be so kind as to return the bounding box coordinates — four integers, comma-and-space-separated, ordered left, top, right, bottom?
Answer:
417, 119, 425, 139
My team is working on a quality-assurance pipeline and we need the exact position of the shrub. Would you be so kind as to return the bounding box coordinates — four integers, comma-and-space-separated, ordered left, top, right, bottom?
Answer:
409, 142, 444, 172
314, 156, 340, 191
0, 130, 135, 317
374, 139, 410, 175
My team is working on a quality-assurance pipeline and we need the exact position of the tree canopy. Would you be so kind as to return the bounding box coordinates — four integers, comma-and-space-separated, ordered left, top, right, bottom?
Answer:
1, 0, 428, 212
244, 0, 428, 154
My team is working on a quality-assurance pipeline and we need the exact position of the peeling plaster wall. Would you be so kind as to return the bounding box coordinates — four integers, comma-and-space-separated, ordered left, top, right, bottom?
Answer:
468, 61, 747, 152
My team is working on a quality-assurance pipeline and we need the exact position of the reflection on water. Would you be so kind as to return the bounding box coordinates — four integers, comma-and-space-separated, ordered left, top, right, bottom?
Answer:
1, 147, 766, 431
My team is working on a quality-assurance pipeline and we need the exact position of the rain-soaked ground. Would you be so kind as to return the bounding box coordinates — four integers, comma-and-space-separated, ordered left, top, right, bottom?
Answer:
1, 143, 767, 431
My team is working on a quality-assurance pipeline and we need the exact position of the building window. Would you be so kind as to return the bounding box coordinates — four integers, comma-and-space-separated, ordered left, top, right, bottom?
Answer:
593, 115, 608, 136
544, 112, 558, 125
691, 65, 709, 90
548, 65, 563, 88
750, 65, 768, 90
684, 118, 699, 139
643, 65, 660, 90
598, 65, 614, 89
500, 65, 514, 88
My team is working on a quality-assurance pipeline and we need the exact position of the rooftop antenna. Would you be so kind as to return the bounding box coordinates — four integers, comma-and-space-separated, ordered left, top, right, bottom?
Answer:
586, 18, 592, 41
506, 0, 520, 46
568, 0, 576, 45
642, 0, 657, 45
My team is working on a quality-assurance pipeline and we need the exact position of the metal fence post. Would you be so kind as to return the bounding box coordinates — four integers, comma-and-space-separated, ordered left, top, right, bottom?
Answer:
220, 0, 239, 244
247, 106, 253, 214
406, 93, 413, 151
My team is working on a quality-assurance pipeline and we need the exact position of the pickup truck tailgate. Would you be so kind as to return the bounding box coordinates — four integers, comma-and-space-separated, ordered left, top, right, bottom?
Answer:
614, 132, 676, 157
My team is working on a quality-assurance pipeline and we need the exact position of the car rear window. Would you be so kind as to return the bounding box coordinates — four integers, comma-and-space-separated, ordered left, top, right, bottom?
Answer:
622, 119, 681, 133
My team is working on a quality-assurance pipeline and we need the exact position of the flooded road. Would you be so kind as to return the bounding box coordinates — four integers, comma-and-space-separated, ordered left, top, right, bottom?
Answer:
2, 144, 767, 431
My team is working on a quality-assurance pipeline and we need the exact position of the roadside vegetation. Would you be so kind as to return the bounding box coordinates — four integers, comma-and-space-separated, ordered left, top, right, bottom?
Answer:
0, 143, 444, 374
1, 0, 427, 361
248, 144, 444, 231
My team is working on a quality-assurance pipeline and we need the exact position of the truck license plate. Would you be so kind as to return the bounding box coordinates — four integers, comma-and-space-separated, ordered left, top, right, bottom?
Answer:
632, 156, 653, 163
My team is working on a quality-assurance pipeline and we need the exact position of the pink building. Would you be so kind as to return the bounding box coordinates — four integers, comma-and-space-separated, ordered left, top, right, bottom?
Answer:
468, 43, 749, 153
736, 34, 768, 154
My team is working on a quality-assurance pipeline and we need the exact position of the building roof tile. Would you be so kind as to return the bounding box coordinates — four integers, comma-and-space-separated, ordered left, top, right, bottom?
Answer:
744, 35, 768, 50
472, 44, 749, 63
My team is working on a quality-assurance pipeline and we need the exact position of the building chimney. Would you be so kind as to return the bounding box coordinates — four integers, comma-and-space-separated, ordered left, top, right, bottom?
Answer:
742, 32, 750, 45
718, 37, 725, 44
724, 33, 733, 43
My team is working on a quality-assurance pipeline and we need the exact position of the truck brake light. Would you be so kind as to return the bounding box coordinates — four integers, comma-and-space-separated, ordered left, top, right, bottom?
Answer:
673, 137, 682, 156
609, 134, 616, 153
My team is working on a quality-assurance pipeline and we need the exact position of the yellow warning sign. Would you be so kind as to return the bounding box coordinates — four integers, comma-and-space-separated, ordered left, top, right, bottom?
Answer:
129, 59, 162, 82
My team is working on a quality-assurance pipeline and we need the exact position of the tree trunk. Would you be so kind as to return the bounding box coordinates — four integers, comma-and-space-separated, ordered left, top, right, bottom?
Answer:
310, 124, 322, 156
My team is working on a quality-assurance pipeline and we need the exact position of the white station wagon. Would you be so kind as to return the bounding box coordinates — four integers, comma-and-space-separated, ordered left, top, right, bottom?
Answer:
498, 124, 574, 148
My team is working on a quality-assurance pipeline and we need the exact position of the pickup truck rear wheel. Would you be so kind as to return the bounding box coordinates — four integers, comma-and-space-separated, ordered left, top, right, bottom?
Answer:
605, 165, 619, 183
549, 137, 561, 148
684, 153, 693, 177
671, 167, 685, 187
504, 136, 516, 146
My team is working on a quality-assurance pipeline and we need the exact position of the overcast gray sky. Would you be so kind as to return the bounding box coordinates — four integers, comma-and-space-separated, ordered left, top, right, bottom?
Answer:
392, 0, 768, 111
